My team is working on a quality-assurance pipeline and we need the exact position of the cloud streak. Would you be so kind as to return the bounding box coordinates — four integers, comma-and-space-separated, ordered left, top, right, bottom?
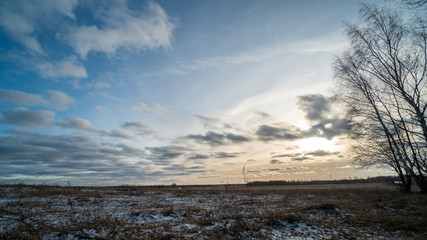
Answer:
186, 131, 250, 146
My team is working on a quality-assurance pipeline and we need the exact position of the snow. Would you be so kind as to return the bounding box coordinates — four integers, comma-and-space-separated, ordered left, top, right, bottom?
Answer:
0, 186, 411, 239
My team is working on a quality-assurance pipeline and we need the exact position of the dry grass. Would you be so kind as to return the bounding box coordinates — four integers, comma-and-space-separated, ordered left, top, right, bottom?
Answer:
0, 182, 426, 239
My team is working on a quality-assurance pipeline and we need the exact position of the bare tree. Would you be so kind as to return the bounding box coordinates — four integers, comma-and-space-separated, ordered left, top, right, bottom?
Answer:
334, 3, 427, 192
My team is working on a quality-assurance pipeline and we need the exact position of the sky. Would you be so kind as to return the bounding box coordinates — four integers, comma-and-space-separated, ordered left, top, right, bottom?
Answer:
0, 0, 394, 186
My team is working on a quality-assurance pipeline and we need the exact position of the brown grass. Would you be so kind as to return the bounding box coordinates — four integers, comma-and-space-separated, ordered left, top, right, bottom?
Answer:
0, 182, 426, 239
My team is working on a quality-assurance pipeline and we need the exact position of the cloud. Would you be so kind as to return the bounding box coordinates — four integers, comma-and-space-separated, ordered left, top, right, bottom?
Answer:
256, 94, 347, 141
225, 133, 250, 143
68, 1, 175, 58
309, 118, 348, 140
56, 118, 154, 140
296, 94, 348, 139
0, 88, 76, 111
214, 152, 239, 159
256, 124, 306, 141
0, 108, 55, 127
0, 88, 49, 107
195, 115, 222, 129
187, 154, 210, 160
161, 164, 206, 175
270, 159, 284, 164
47, 90, 76, 110
132, 102, 165, 113
146, 146, 190, 164
186, 132, 227, 146
35, 58, 87, 79
0, 132, 153, 185
114, 143, 145, 158
56, 116, 99, 132
105, 129, 136, 140
186, 131, 250, 146
0, 0, 78, 54
297, 94, 331, 122
121, 121, 156, 135
291, 156, 311, 161
272, 153, 302, 158
305, 150, 339, 157
0, 1, 87, 79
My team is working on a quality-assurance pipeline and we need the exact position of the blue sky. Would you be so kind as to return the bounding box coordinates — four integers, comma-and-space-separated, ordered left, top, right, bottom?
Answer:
0, 0, 392, 185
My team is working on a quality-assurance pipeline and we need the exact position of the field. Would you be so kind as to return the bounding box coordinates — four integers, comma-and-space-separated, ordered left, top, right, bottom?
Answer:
0, 183, 426, 239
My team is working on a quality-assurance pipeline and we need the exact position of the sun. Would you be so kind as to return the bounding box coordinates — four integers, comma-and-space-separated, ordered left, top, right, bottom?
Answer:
296, 137, 337, 152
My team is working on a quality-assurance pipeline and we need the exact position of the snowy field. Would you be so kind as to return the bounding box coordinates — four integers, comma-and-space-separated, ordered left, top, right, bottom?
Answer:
0, 183, 426, 239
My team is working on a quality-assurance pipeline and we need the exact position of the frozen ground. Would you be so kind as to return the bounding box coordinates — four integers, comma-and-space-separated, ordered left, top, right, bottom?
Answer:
0, 183, 425, 239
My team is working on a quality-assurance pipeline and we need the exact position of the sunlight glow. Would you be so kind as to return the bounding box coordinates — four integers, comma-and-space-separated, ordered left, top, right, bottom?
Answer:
296, 137, 337, 152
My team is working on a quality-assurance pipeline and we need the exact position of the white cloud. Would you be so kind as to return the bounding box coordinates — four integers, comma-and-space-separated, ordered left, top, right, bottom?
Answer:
0, 88, 49, 107
47, 90, 76, 111
35, 57, 87, 79
68, 1, 175, 58
0, 0, 78, 55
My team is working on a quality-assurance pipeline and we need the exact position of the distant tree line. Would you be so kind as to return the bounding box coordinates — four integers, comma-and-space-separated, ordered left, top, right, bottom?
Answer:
247, 176, 399, 186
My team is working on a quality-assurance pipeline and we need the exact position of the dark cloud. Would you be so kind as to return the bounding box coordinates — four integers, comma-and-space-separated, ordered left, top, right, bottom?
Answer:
225, 133, 250, 143
186, 131, 224, 145
292, 156, 311, 161
296, 94, 348, 140
162, 164, 206, 175
305, 150, 339, 157
57, 119, 154, 139
0, 132, 148, 184
146, 146, 190, 164
309, 118, 348, 140
107, 129, 136, 140
0, 88, 48, 106
0, 129, 206, 185
214, 152, 239, 158
256, 124, 306, 141
256, 94, 348, 141
272, 153, 302, 158
114, 143, 145, 158
187, 154, 210, 160
0, 108, 55, 127
270, 159, 284, 164
56, 116, 99, 132
297, 94, 331, 122
121, 121, 156, 135
186, 131, 249, 146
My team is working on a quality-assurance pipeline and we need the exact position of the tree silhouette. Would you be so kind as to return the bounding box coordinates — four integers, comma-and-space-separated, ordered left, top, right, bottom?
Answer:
334, 3, 427, 192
